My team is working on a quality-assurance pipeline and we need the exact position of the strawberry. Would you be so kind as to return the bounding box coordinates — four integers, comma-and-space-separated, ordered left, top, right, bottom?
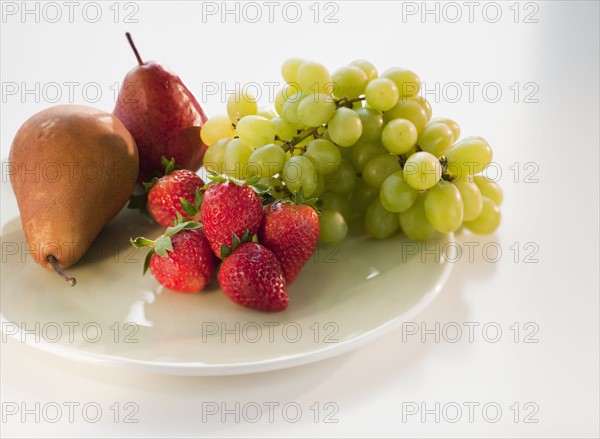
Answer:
200, 176, 265, 259
147, 169, 204, 227
258, 201, 319, 283
131, 222, 216, 293
128, 157, 204, 226
218, 242, 288, 312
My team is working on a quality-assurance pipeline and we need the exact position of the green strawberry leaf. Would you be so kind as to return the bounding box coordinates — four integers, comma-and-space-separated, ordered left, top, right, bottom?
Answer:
180, 197, 198, 217
205, 171, 229, 186
154, 235, 173, 257
241, 229, 253, 244
220, 231, 251, 259
204, 172, 271, 196
141, 175, 160, 192
220, 244, 232, 259
130, 237, 156, 248
231, 232, 241, 250
161, 156, 176, 175
293, 188, 320, 212
173, 211, 185, 225
251, 183, 271, 195
165, 221, 202, 237
194, 187, 203, 209
182, 221, 203, 230
245, 175, 261, 185
143, 248, 155, 275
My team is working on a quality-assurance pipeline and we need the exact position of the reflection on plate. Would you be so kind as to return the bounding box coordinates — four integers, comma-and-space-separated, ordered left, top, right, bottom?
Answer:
0, 209, 454, 376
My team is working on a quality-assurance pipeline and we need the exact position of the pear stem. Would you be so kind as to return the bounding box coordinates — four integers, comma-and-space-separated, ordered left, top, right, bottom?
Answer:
125, 32, 144, 66
47, 255, 76, 287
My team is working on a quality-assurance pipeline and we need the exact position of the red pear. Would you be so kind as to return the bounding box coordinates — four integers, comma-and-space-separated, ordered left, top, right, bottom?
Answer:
113, 33, 208, 182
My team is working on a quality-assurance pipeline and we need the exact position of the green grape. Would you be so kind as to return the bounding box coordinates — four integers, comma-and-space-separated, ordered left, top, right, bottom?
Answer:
227, 90, 258, 124
296, 62, 332, 94
325, 158, 357, 195
328, 108, 363, 147
200, 114, 235, 146
365, 77, 399, 111
355, 107, 384, 143
352, 179, 380, 213
337, 144, 353, 164
202, 138, 229, 174
463, 197, 501, 234
363, 154, 401, 188
223, 138, 252, 178
430, 117, 461, 140
381, 119, 418, 154
331, 66, 369, 99
365, 197, 399, 239
257, 107, 278, 120
380, 170, 418, 213
445, 136, 493, 177
404, 151, 442, 190
246, 143, 286, 178
312, 175, 326, 198
413, 95, 432, 119
318, 192, 352, 221
404, 146, 418, 158
281, 57, 304, 84
424, 181, 464, 233
282, 92, 308, 129
319, 209, 348, 244
417, 122, 455, 157
297, 93, 336, 127
473, 175, 503, 205
380, 67, 420, 98
282, 155, 318, 196
349, 59, 378, 81
271, 117, 297, 141
399, 193, 436, 241
304, 139, 341, 175
453, 179, 483, 221
275, 84, 301, 116
236, 115, 277, 148
349, 141, 387, 172
383, 99, 429, 132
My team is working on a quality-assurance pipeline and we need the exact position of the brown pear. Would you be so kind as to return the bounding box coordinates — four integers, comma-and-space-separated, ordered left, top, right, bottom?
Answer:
9, 105, 139, 285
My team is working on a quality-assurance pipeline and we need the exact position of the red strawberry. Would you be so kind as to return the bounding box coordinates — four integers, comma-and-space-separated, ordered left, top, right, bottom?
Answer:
147, 169, 204, 226
218, 242, 288, 312
131, 224, 216, 293
258, 202, 319, 283
200, 180, 264, 258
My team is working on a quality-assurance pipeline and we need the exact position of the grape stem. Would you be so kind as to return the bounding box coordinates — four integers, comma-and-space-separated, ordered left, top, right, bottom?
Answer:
277, 94, 365, 153
438, 156, 455, 182
334, 96, 366, 108
281, 126, 320, 153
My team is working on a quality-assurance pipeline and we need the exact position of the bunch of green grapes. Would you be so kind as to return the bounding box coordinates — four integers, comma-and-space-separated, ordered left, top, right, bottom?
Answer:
200, 58, 503, 244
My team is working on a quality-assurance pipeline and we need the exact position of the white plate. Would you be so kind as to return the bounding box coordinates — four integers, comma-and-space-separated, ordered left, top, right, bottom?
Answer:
0, 208, 453, 376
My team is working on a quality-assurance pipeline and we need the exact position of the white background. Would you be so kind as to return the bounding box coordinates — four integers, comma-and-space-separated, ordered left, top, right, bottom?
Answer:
1, 1, 599, 437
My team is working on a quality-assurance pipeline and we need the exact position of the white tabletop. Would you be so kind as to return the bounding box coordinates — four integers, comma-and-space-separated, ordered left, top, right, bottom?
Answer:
1, 1, 598, 437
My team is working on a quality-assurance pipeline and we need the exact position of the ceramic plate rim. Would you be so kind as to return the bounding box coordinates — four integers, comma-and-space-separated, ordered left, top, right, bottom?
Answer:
0, 235, 454, 376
